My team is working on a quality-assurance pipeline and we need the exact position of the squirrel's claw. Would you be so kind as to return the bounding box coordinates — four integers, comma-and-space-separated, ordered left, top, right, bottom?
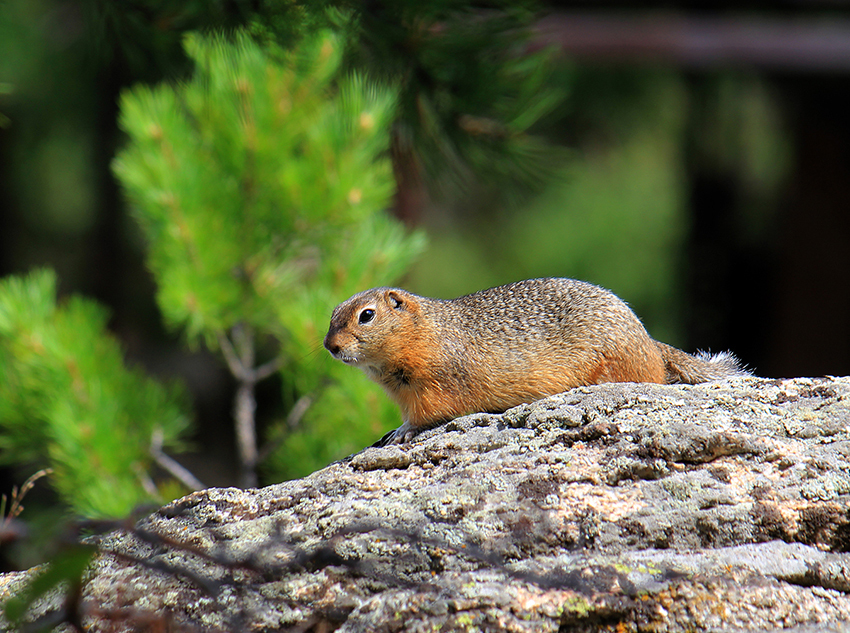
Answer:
373, 421, 417, 447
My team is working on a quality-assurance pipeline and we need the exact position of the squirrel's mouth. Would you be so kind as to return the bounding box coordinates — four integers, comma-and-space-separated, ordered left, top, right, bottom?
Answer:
334, 352, 359, 365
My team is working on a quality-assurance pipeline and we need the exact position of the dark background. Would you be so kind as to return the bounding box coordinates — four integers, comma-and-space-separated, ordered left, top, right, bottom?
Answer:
1, 1, 849, 489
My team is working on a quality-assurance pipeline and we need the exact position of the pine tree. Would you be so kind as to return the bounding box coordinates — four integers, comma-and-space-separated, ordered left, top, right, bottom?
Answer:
250, 2, 566, 212
0, 269, 191, 517
113, 30, 425, 486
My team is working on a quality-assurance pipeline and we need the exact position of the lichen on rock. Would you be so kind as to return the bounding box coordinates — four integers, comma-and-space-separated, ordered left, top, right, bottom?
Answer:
9, 377, 850, 631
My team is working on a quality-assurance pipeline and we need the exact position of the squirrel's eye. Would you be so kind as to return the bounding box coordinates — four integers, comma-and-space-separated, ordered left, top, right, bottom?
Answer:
358, 309, 376, 324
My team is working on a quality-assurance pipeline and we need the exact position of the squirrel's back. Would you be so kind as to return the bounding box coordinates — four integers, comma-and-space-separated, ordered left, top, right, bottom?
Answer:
324, 278, 749, 435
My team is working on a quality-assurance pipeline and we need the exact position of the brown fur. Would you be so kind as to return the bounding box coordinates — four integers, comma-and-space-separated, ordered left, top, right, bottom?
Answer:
324, 278, 748, 431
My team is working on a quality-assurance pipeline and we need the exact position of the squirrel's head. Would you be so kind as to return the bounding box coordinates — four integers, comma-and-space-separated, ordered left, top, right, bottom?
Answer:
324, 287, 417, 376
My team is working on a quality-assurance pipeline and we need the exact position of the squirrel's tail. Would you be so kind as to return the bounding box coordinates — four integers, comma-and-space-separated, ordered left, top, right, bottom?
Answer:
655, 341, 750, 384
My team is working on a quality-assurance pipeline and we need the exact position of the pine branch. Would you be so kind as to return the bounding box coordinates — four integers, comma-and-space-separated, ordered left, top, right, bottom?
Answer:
114, 31, 425, 485
235, 380, 259, 489
150, 429, 205, 492
220, 323, 284, 488
254, 356, 284, 382
218, 330, 249, 382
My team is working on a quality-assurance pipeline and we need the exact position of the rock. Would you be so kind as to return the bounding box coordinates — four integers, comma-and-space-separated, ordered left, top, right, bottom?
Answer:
10, 377, 850, 631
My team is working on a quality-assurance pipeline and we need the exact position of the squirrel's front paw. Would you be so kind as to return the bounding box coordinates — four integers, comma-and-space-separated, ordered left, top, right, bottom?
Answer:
373, 421, 417, 447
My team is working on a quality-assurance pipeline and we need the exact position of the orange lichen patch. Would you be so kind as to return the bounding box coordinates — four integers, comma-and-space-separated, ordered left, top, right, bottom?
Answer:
555, 483, 647, 523
555, 447, 607, 481
512, 586, 584, 616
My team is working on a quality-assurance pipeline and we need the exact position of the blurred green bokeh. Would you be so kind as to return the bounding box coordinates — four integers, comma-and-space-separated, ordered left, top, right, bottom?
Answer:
410, 68, 789, 350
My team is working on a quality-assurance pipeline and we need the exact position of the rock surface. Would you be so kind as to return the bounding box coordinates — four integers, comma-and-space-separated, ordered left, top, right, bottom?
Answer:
14, 377, 850, 631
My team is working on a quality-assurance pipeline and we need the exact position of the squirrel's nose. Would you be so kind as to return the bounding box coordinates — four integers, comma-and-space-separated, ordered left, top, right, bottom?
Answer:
323, 333, 340, 355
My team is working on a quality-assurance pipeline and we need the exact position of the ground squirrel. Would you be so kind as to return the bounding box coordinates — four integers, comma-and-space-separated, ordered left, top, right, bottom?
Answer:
324, 278, 748, 444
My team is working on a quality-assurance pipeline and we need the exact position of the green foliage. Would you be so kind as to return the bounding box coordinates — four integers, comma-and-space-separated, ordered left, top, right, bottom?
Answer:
0, 269, 191, 517
246, 0, 337, 50
246, 1, 568, 204
115, 30, 417, 344
0, 83, 10, 128
345, 0, 567, 201
409, 71, 689, 344
114, 30, 425, 479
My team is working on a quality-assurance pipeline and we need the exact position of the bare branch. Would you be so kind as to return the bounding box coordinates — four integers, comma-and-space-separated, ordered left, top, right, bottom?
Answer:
1, 468, 52, 525
256, 393, 315, 463
235, 382, 258, 488
150, 429, 205, 491
133, 462, 161, 500
232, 323, 255, 375
253, 356, 284, 382
285, 393, 314, 432
217, 330, 248, 381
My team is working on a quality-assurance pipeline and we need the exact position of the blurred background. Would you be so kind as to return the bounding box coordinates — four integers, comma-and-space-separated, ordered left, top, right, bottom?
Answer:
1, 1, 849, 496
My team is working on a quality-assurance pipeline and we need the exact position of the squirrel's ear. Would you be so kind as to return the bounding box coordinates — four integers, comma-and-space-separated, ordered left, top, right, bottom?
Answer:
387, 290, 405, 309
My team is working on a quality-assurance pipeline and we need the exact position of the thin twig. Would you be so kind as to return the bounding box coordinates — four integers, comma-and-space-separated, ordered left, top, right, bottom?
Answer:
133, 463, 161, 500
233, 323, 254, 375
219, 328, 281, 384
221, 323, 283, 488
1, 468, 52, 528
285, 393, 314, 432
150, 429, 206, 491
256, 393, 315, 463
253, 356, 284, 382
235, 382, 258, 488
218, 330, 248, 382
230, 324, 259, 488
